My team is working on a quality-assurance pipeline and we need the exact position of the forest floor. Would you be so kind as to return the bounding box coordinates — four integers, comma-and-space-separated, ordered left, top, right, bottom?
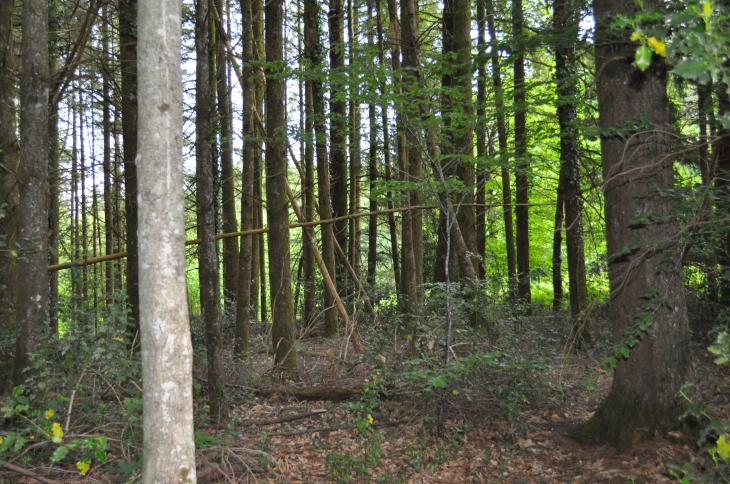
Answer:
3, 308, 727, 483
184, 309, 724, 484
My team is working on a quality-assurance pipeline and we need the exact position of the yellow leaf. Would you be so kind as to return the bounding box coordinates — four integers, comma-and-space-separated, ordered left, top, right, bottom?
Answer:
45, 409, 55, 420
452, 389, 459, 395
647, 37, 666, 57
113, 336, 124, 342
0, 436, 3, 444
367, 414, 374, 424
630, 31, 641, 42
76, 460, 91, 476
52, 422, 64, 439
703, 0, 712, 17
718, 434, 730, 459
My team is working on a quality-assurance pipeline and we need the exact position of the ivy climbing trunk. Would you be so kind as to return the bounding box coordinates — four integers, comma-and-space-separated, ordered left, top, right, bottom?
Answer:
570, 0, 690, 449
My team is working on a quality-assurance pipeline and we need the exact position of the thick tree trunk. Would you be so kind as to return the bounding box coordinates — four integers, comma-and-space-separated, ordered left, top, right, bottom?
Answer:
235, 0, 255, 356
266, 0, 297, 368
0, 0, 19, 392
196, 0, 228, 423
485, 0, 516, 295
217, 0, 239, 308
119, 0, 140, 343
302, 40, 317, 328
570, 0, 690, 449
513, 0, 531, 308
137, 0, 197, 476
306, 0, 339, 338
48, 7, 60, 333
15, 0, 49, 385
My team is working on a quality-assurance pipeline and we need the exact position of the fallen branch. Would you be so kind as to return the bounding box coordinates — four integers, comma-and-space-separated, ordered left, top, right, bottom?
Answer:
255, 385, 364, 400
194, 376, 248, 390
1, 463, 61, 484
257, 418, 413, 438
239, 409, 326, 427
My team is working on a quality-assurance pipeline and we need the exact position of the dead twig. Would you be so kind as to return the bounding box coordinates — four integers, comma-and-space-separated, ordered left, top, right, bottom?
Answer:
1, 462, 62, 484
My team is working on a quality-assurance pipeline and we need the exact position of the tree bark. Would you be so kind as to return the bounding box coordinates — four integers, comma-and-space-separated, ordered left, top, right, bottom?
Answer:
14, 0, 49, 385
119, 0, 140, 342
570, 0, 690, 449
554, 0, 591, 345
552, 164, 565, 311
235, 0, 256, 356
306, 0, 339, 338
367, 0, 378, 288
376, 7, 399, 294
266, 0, 297, 368
196, 0, 228, 423
102, 5, 114, 299
513, 0, 531, 308
485, 0, 516, 295
137, 0, 197, 476
0, 0, 19, 392
329, 0, 349, 276
347, 0, 362, 287
216, 0, 239, 309
476, 0, 488, 280
400, 0, 423, 309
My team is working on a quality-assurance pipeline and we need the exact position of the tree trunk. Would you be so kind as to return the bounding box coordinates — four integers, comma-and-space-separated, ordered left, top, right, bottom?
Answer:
235, 0, 256, 356
401, 0, 423, 309
513, 0, 531, 309
120, 0, 140, 343
196, 0, 228, 423
266, 0, 297, 368
329, 0, 349, 277
15, 0, 49, 385
306, 0, 339, 338
0, 0, 19, 392
102, 5, 114, 299
302, 33, 317, 328
476, 0, 488, 281
554, 0, 591, 345
485, 0, 516, 295
347, 0, 362, 288
254, 0, 265, 323
217, 0, 239, 309
552, 164, 565, 311
48, 5, 60, 333
367, 1, 378, 288
137, 0, 197, 476
570, 0, 690, 449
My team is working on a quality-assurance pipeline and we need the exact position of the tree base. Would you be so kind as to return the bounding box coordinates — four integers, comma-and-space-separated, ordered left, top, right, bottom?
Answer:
567, 388, 683, 451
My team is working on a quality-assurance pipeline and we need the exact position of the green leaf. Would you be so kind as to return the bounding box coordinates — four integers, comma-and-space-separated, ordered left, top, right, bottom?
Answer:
51, 446, 70, 463
717, 434, 730, 459
620, 347, 630, 359
672, 58, 708, 81
635, 45, 652, 71
586, 380, 596, 391
13, 437, 26, 452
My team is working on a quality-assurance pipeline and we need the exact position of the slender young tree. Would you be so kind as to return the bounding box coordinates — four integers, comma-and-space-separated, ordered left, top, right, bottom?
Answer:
305, 0, 339, 338
513, 0, 531, 308
235, 0, 256, 356
301, 1, 316, 327
196, 0, 228, 422
266, 0, 298, 368
554, 0, 591, 345
485, 0, 517, 294
216, 0, 239, 307
102, 5, 114, 298
119, 0, 140, 341
347, 0, 362, 282
137, 0, 196, 477
570, 0, 690, 449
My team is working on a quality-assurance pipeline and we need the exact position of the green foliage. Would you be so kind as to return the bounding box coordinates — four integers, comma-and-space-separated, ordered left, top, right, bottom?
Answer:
0, 386, 109, 476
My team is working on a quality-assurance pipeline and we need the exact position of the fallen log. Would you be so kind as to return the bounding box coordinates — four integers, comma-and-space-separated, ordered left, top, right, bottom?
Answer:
239, 409, 326, 427
255, 385, 364, 400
